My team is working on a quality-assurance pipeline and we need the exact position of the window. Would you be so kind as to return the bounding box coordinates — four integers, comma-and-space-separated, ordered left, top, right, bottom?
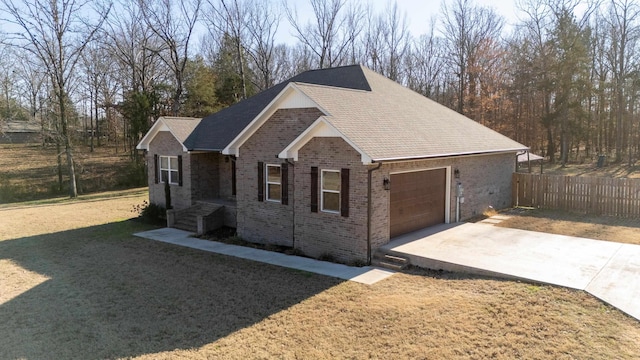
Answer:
159, 156, 179, 185
266, 164, 281, 201
321, 170, 341, 213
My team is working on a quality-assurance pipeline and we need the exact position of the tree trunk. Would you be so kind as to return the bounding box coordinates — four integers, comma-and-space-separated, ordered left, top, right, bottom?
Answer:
89, 88, 94, 152
59, 86, 78, 198
547, 125, 555, 163
57, 140, 63, 191
236, 39, 247, 99
616, 87, 624, 162
65, 143, 77, 197
560, 107, 568, 167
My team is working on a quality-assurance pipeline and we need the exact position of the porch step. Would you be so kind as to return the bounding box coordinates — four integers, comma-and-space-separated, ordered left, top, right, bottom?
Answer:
171, 203, 225, 233
371, 252, 410, 271
174, 218, 197, 232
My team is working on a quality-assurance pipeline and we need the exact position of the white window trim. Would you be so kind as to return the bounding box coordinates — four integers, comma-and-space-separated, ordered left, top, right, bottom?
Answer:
266, 164, 282, 202
321, 169, 340, 214
159, 155, 179, 185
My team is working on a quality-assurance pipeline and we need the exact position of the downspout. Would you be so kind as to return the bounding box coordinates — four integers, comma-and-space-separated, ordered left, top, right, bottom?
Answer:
515, 150, 527, 172
367, 162, 382, 265
287, 159, 296, 249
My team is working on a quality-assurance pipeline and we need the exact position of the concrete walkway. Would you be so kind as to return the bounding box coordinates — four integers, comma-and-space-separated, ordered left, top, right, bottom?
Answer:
134, 228, 395, 285
381, 222, 640, 321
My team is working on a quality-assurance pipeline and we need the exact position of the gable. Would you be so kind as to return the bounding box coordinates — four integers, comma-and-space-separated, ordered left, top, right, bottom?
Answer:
279, 117, 373, 165
222, 83, 327, 157
137, 117, 201, 152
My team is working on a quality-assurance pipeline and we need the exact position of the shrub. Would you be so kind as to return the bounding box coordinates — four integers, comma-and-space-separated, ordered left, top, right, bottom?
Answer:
132, 201, 166, 225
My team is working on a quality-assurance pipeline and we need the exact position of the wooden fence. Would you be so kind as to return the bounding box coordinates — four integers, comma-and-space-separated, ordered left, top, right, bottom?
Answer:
512, 173, 640, 218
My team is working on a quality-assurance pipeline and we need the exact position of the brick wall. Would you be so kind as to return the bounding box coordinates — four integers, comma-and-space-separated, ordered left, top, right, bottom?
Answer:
236, 108, 324, 246
294, 137, 368, 263
237, 111, 515, 263
147, 131, 192, 211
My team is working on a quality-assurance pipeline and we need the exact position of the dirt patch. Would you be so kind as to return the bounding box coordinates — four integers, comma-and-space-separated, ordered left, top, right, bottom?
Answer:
1, 193, 640, 359
496, 208, 640, 245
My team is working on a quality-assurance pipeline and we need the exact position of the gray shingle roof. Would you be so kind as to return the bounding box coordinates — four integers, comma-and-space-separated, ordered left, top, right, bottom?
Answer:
183, 64, 526, 159
293, 67, 527, 161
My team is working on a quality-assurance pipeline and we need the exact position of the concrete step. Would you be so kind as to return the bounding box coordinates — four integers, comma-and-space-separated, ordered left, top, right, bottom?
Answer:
372, 252, 410, 271
175, 219, 197, 227
171, 203, 226, 233
173, 224, 197, 232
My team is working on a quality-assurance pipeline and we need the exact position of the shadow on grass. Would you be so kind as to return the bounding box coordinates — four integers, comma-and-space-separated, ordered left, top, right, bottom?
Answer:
505, 207, 640, 229
0, 220, 342, 359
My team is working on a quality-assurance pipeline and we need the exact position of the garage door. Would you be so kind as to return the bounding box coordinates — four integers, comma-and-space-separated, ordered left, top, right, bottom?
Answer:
390, 168, 446, 238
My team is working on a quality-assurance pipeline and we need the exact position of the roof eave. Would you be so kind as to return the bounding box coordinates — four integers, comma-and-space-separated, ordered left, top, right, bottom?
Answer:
371, 147, 530, 163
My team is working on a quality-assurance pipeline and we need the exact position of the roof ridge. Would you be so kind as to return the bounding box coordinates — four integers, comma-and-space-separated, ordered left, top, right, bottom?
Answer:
297, 64, 362, 74
292, 81, 370, 93
160, 116, 201, 120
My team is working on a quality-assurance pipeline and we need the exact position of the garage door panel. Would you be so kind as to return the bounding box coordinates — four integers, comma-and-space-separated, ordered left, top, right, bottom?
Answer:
390, 169, 446, 238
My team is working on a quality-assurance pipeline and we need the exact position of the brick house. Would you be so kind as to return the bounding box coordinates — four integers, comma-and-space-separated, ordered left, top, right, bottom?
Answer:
137, 65, 528, 264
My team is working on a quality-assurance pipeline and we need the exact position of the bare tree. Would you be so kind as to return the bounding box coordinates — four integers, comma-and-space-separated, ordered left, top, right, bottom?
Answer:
244, 0, 282, 90
14, 53, 46, 145
104, 0, 164, 94
516, 0, 557, 160
205, 0, 250, 97
440, 0, 504, 115
605, 0, 640, 163
81, 43, 111, 151
1, 0, 112, 198
285, 0, 364, 69
139, 0, 201, 115
406, 20, 446, 99
378, 1, 411, 82
0, 46, 19, 123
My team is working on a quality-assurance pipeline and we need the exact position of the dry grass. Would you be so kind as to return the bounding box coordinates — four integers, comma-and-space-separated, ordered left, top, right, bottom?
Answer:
530, 161, 640, 178
0, 143, 143, 203
1, 192, 640, 359
496, 208, 640, 245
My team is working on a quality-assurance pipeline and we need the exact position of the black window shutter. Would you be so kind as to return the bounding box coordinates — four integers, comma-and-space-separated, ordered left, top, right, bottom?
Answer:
154, 154, 159, 184
258, 161, 264, 202
177, 155, 183, 186
310, 166, 318, 212
281, 162, 289, 205
341, 168, 349, 217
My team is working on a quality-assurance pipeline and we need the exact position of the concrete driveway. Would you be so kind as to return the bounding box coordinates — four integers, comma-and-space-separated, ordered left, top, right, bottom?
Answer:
380, 222, 640, 321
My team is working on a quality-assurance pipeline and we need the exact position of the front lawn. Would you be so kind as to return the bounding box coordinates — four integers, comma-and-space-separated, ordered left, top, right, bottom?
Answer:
1, 192, 639, 359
